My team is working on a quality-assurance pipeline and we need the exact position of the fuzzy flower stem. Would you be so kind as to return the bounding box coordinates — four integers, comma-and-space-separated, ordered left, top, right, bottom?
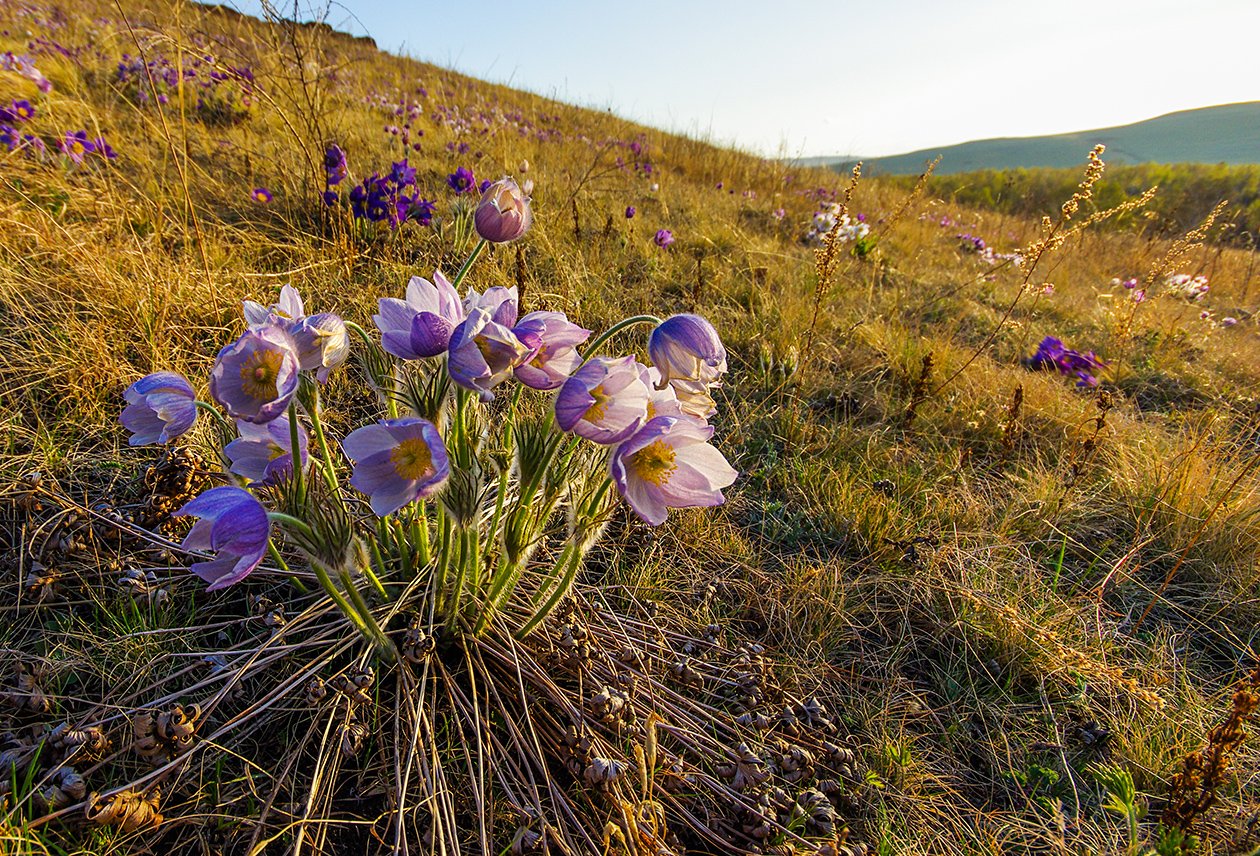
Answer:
307, 385, 342, 494
516, 541, 583, 639
266, 539, 308, 593
358, 557, 390, 602
412, 502, 430, 567
450, 238, 488, 290
287, 400, 306, 506
581, 315, 663, 364
337, 565, 394, 656
266, 511, 315, 540
308, 559, 371, 639
193, 399, 234, 435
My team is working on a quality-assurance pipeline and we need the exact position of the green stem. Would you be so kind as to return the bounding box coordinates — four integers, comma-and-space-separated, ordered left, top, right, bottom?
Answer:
412, 502, 430, 568
581, 314, 663, 364
309, 560, 370, 638
338, 567, 393, 656
193, 400, 234, 435
266, 539, 308, 593
286, 400, 306, 506
517, 542, 583, 639
306, 385, 342, 494
450, 238, 488, 290
267, 511, 315, 541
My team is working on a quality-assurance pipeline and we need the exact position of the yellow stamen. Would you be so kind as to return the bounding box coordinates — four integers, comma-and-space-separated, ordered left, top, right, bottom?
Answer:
629, 439, 676, 486
584, 384, 613, 423
390, 436, 434, 481
239, 349, 284, 401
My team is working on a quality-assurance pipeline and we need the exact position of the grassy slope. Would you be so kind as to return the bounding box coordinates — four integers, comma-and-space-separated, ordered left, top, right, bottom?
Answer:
1, 1, 1260, 853
818, 102, 1260, 175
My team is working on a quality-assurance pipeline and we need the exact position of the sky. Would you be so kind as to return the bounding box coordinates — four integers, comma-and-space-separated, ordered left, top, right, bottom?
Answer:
233, 0, 1260, 158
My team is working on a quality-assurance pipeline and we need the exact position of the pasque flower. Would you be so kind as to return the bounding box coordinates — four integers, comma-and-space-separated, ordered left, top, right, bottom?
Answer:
343, 417, 450, 517
474, 177, 532, 243
555, 356, 650, 444
173, 486, 270, 590
373, 272, 465, 359
251, 187, 273, 204
447, 307, 532, 401
324, 144, 348, 185
512, 311, 591, 390
243, 283, 304, 327
209, 323, 301, 424
120, 371, 198, 446
224, 415, 309, 486
447, 166, 475, 194
464, 285, 519, 328
611, 416, 738, 526
654, 229, 674, 249
648, 314, 728, 419
292, 312, 350, 382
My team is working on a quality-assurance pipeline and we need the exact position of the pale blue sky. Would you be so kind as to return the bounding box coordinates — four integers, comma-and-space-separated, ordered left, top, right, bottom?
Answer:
235, 0, 1260, 157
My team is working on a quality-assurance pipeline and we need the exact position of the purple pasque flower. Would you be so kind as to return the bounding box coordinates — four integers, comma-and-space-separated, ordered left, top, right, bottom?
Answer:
292, 312, 350, 382
373, 271, 465, 359
60, 130, 95, 164
512, 311, 591, 390
610, 416, 738, 526
447, 166, 475, 194
648, 314, 728, 419
642, 366, 685, 421
173, 486, 270, 591
322, 189, 339, 206
120, 371, 198, 446
10, 99, 33, 122
625, 206, 636, 219
1027, 335, 1106, 388
209, 323, 301, 424
224, 415, 309, 486
343, 417, 450, 517
390, 158, 416, 186
447, 307, 532, 401
474, 177, 532, 243
324, 144, 348, 185
555, 355, 651, 444
463, 284, 519, 328
243, 283, 305, 327
654, 229, 674, 249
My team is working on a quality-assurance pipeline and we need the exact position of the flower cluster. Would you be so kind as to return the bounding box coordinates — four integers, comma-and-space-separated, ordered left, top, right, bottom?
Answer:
957, 232, 1023, 266
58, 130, 117, 164
1164, 273, 1210, 301
117, 176, 736, 647
1027, 336, 1106, 388
0, 98, 41, 156
1, 51, 52, 93
334, 157, 436, 228
803, 204, 868, 246
114, 52, 253, 125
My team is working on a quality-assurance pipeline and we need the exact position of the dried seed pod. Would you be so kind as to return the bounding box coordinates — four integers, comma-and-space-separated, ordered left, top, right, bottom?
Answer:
822, 742, 856, 778
736, 710, 773, 731
3, 663, 51, 713
132, 704, 199, 762
777, 743, 817, 784
403, 621, 436, 664
588, 686, 630, 726
339, 719, 368, 757
510, 826, 542, 854
0, 734, 38, 777
668, 658, 701, 687
717, 742, 769, 791
24, 562, 61, 601
583, 757, 626, 788
47, 723, 111, 760
304, 677, 328, 706
85, 787, 162, 832
329, 671, 373, 706
798, 787, 836, 835
37, 766, 86, 811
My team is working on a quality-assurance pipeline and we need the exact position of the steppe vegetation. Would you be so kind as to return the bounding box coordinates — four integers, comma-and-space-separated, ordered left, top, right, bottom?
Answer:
1, 2, 1260, 854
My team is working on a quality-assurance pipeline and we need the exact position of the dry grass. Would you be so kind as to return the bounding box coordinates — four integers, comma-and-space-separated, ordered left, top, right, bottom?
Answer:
2, 0, 1260, 853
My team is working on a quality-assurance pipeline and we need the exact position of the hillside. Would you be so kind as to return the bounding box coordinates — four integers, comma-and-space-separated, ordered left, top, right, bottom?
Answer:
2, 2, 1260, 855
815, 102, 1260, 175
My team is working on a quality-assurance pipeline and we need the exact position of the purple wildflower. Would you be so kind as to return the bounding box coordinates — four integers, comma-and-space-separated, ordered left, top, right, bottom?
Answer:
173, 486, 270, 591
610, 416, 738, 526
447, 166, 475, 194
343, 417, 450, 517
324, 144, 348, 185
512, 311, 591, 390
625, 206, 636, 219
251, 187, 273, 204
555, 356, 651, 444
59, 130, 94, 164
654, 229, 674, 249
373, 272, 465, 359
224, 415, 309, 486
209, 323, 301, 424
243, 283, 304, 327
447, 308, 532, 401
648, 314, 728, 419
120, 371, 198, 446
291, 312, 350, 382
474, 177, 532, 243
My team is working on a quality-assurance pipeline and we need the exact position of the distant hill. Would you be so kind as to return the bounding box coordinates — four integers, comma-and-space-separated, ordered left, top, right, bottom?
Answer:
809, 102, 1260, 176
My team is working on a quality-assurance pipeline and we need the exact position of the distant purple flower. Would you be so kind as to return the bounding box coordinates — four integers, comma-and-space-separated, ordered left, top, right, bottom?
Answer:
512, 311, 591, 390
474, 177, 532, 243
1027, 335, 1106, 389
291, 312, 350, 382
121, 371, 198, 446
173, 486, 270, 591
224, 415, 309, 486
343, 417, 450, 517
374, 271, 465, 359
447, 166, 475, 194
625, 206, 636, 219
390, 158, 416, 186
59, 130, 94, 164
251, 187, 272, 204
324, 144, 348, 185
407, 197, 436, 225
209, 323, 301, 424
772, 208, 786, 221
654, 229, 674, 249
447, 308, 532, 401
1222, 317, 1239, 327
555, 356, 651, 444
322, 189, 339, 206
478, 178, 492, 193
610, 416, 738, 526
93, 137, 118, 160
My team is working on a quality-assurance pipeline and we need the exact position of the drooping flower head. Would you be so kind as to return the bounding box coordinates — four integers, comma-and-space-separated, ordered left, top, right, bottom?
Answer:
447, 307, 532, 401
474, 177, 532, 243
343, 417, 450, 517
292, 312, 350, 382
173, 486, 270, 591
120, 371, 198, 446
209, 323, 301, 424
512, 311, 591, 390
373, 272, 465, 359
625, 206, 636, 219
251, 187, 273, 204
555, 355, 651, 444
447, 166, 475, 194
224, 415, 309, 486
654, 229, 674, 249
324, 144, 348, 185
610, 416, 738, 526
243, 283, 305, 327
463, 284, 519, 328
648, 314, 728, 419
